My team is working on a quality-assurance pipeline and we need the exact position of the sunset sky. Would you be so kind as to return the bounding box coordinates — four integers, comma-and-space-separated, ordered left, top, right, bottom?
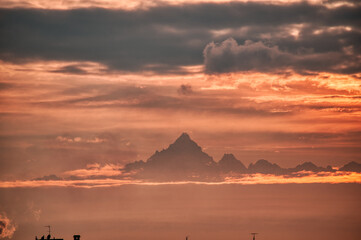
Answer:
0, 0, 361, 239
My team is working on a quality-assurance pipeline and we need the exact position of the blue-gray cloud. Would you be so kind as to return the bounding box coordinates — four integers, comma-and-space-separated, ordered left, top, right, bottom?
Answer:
0, 2, 360, 74
203, 38, 353, 74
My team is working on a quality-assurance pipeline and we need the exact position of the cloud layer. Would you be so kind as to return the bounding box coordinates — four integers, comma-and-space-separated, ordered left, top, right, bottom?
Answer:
204, 38, 355, 74
0, 171, 360, 188
0, 1, 360, 74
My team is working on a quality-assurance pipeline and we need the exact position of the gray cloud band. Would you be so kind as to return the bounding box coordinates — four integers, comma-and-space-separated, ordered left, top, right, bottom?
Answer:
203, 38, 353, 74
0, 2, 360, 74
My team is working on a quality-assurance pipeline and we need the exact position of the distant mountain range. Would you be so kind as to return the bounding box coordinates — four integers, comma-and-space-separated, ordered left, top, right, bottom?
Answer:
123, 133, 361, 181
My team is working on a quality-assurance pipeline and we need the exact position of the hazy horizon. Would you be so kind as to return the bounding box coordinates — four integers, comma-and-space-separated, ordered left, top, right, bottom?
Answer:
1, 184, 361, 240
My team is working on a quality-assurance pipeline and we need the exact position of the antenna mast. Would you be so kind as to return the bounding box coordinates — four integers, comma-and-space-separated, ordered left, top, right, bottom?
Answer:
251, 233, 258, 240
44, 225, 51, 236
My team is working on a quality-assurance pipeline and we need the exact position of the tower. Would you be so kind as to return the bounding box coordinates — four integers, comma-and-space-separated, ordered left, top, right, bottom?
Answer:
44, 226, 51, 237
251, 233, 258, 240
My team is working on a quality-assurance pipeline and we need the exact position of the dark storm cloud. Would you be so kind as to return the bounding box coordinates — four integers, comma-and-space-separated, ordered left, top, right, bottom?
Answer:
203, 38, 352, 74
0, 2, 360, 74
204, 39, 286, 73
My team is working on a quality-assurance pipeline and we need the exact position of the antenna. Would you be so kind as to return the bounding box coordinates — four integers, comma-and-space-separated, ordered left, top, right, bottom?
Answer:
44, 226, 51, 236
251, 233, 258, 240
186, 235, 190, 240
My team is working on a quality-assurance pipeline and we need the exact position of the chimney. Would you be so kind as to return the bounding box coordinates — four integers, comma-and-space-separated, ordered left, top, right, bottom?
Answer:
73, 235, 80, 240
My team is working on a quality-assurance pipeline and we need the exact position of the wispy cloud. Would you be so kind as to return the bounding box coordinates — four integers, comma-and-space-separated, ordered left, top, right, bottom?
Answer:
64, 163, 123, 178
56, 136, 107, 144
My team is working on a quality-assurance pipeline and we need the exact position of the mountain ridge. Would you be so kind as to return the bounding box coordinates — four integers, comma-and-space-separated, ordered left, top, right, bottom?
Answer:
123, 133, 361, 180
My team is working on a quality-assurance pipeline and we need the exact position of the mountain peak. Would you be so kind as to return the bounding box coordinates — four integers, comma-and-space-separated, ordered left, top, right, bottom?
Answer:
169, 132, 201, 152
296, 162, 318, 170
177, 132, 191, 141
147, 133, 213, 164
339, 161, 361, 172
300, 162, 317, 167
289, 161, 335, 173
138, 133, 216, 180
219, 153, 246, 173
248, 159, 283, 174
220, 153, 237, 161
253, 159, 272, 166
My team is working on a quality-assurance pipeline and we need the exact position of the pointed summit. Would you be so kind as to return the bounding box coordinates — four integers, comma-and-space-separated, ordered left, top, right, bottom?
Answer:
151, 132, 207, 159
220, 153, 237, 162
127, 133, 217, 180
218, 154, 247, 173
248, 159, 284, 174
339, 161, 361, 172
168, 132, 202, 153
178, 132, 191, 140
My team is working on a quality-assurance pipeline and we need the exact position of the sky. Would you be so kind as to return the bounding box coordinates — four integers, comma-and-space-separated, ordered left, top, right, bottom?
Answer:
0, 0, 361, 239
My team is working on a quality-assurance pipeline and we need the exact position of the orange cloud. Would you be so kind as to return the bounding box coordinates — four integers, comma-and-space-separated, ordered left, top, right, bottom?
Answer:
0, 213, 16, 239
56, 136, 107, 144
64, 164, 122, 178
0, 172, 360, 188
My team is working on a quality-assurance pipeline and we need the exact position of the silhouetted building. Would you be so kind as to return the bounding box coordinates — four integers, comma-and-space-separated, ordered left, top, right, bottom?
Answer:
35, 232, 80, 240
35, 235, 63, 240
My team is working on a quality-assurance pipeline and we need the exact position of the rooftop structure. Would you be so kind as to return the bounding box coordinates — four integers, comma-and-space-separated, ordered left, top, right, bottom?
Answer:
35, 226, 80, 240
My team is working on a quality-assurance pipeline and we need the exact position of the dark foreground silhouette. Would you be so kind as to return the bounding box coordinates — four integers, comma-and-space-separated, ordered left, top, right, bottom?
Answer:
35, 234, 80, 240
35, 232, 260, 240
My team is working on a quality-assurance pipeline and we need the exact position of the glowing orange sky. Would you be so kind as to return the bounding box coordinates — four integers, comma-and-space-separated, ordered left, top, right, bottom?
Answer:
1, 2, 361, 240
1, 58, 360, 181
0, 0, 360, 181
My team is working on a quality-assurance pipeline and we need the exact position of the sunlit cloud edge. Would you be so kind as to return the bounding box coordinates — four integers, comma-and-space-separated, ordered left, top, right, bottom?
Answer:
1, 172, 360, 188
